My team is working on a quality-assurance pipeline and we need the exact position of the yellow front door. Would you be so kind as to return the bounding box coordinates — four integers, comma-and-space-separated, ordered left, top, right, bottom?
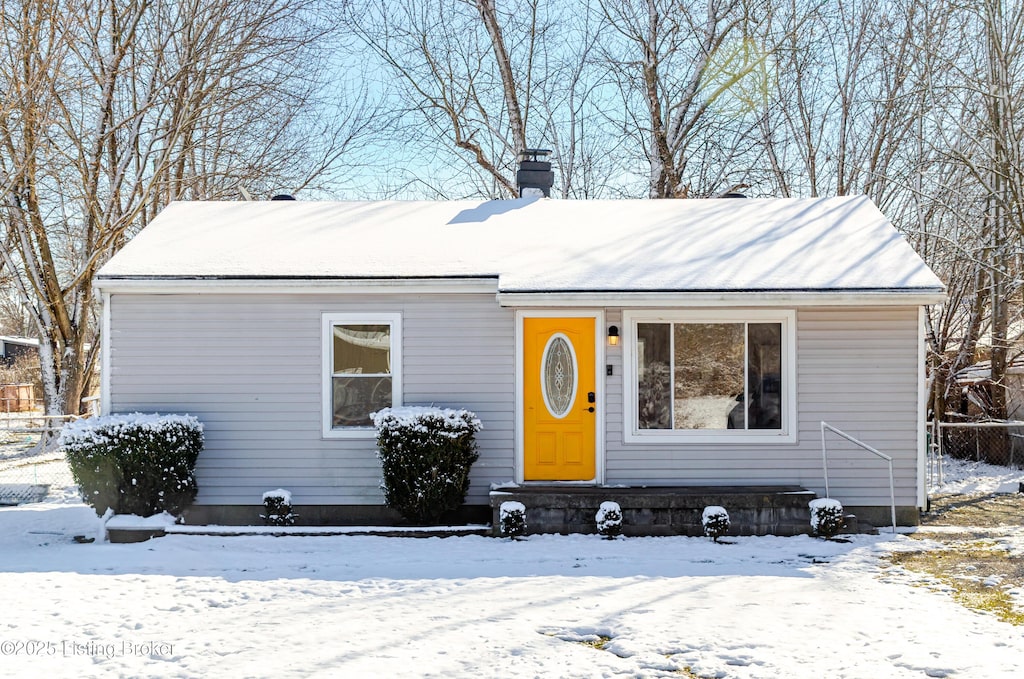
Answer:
523, 317, 597, 481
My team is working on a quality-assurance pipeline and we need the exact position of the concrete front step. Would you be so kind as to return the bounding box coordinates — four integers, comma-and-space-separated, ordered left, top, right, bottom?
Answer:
490, 485, 818, 537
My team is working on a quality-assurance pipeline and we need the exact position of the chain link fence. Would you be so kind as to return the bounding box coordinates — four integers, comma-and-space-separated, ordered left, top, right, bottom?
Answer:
936, 421, 1024, 467
928, 420, 1024, 488
0, 411, 79, 504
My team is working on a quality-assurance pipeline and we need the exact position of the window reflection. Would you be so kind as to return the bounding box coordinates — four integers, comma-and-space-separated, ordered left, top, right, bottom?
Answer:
673, 324, 744, 430
637, 323, 671, 429
331, 323, 392, 427
635, 321, 783, 432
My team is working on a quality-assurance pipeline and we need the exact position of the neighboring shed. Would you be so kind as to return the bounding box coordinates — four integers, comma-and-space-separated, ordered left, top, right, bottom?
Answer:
95, 196, 946, 528
955, 355, 1024, 421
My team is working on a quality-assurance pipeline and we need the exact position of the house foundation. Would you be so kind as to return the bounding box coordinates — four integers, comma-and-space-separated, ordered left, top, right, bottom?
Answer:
490, 485, 821, 537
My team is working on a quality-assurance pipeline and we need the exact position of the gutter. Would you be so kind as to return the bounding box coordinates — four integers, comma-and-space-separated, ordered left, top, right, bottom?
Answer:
94, 276, 946, 307
93, 276, 501, 295
496, 289, 947, 307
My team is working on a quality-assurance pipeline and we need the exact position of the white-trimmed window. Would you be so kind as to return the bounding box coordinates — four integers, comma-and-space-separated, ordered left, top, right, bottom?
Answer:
322, 313, 402, 437
622, 310, 796, 443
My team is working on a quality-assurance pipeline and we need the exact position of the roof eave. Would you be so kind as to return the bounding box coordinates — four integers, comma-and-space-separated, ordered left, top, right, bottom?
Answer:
95, 276, 947, 306
94, 276, 500, 295
495, 289, 948, 307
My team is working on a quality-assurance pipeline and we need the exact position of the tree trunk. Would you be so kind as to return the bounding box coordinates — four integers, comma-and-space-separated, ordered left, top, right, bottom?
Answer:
475, 0, 528, 160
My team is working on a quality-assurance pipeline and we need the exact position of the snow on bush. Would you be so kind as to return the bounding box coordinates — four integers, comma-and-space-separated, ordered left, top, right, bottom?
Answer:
263, 488, 292, 504
261, 489, 297, 526
596, 501, 623, 539
702, 505, 730, 542
60, 413, 203, 517
499, 501, 527, 539
809, 498, 845, 539
372, 406, 481, 525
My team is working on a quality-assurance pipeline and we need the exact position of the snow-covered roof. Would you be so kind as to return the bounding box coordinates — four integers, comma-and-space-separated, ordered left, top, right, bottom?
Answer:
0, 336, 39, 347
96, 196, 945, 298
955, 355, 1024, 384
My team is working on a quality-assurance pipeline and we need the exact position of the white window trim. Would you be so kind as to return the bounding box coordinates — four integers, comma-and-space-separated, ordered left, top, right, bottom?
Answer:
321, 312, 402, 439
621, 309, 797, 444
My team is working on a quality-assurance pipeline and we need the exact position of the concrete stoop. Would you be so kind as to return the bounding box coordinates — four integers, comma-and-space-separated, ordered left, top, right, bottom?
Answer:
490, 485, 819, 537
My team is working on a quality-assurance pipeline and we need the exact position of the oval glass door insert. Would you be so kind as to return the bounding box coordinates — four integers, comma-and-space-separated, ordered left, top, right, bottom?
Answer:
541, 333, 578, 418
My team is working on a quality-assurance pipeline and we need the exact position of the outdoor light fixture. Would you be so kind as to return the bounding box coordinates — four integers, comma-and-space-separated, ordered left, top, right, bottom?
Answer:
608, 325, 620, 346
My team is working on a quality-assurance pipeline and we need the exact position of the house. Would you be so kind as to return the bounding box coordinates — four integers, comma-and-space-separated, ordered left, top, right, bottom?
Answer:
0, 336, 39, 368
95, 194, 946, 530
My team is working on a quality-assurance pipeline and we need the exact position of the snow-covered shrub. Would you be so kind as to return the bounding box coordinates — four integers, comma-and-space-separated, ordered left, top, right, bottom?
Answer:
809, 498, 845, 539
702, 506, 730, 542
61, 413, 203, 517
260, 489, 296, 526
596, 501, 622, 539
499, 501, 527, 539
372, 406, 481, 525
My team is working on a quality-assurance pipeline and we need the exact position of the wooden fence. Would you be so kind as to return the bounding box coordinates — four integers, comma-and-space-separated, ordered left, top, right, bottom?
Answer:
1, 384, 37, 413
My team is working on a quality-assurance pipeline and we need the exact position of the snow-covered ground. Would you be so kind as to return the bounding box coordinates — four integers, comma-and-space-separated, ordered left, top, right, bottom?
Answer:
929, 454, 1024, 494
1, 457, 1023, 679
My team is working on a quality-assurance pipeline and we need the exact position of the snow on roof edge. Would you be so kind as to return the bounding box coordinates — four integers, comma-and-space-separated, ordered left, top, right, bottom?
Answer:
0, 336, 40, 346
96, 196, 946, 294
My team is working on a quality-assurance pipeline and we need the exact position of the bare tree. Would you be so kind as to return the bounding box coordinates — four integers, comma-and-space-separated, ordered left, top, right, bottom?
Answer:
343, 0, 620, 199
0, 0, 376, 424
531, 1, 631, 198
909, 0, 1024, 421
598, 0, 786, 198
344, 0, 532, 196
966, 0, 1023, 420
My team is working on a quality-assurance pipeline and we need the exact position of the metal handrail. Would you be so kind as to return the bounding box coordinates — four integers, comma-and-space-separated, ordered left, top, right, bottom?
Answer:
820, 421, 897, 534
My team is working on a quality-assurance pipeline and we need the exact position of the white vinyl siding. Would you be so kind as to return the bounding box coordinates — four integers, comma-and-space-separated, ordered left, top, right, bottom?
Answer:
108, 293, 514, 505
108, 293, 922, 512
605, 307, 922, 507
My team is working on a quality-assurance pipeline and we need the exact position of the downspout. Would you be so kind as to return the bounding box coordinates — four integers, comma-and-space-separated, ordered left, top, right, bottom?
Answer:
100, 291, 111, 415
918, 306, 928, 510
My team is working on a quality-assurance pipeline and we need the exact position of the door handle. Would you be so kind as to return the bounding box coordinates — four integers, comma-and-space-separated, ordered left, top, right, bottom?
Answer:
585, 406, 595, 413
